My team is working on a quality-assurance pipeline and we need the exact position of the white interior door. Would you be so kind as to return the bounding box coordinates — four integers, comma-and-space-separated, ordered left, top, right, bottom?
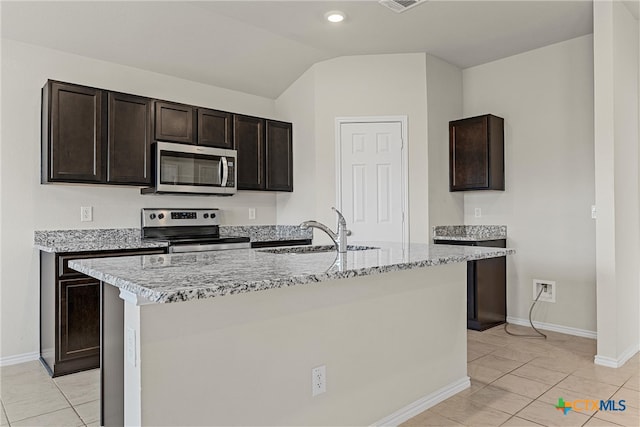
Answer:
338, 121, 405, 243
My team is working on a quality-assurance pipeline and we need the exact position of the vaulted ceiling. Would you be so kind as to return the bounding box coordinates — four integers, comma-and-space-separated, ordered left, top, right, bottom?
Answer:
1, 1, 599, 99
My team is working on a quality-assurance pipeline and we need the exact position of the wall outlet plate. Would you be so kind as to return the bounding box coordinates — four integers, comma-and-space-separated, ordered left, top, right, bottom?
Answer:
311, 365, 326, 396
533, 279, 556, 303
80, 206, 93, 222
248, 208, 256, 220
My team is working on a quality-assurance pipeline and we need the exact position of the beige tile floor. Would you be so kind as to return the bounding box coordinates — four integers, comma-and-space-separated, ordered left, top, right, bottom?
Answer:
0, 324, 638, 426
0, 363, 99, 426
403, 324, 640, 427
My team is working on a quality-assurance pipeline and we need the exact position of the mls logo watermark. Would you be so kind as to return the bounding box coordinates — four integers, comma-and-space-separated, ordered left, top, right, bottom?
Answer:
555, 397, 626, 415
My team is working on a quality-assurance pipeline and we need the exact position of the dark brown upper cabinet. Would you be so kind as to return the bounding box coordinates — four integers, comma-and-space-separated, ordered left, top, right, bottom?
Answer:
449, 114, 504, 191
42, 81, 104, 183
198, 108, 233, 149
265, 120, 293, 192
42, 80, 294, 192
154, 101, 194, 144
107, 92, 153, 185
234, 115, 265, 190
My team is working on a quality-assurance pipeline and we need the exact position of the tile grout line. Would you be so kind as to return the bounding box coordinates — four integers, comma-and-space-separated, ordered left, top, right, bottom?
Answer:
491, 355, 579, 426
0, 399, 11, 427
51, 377, 87, 426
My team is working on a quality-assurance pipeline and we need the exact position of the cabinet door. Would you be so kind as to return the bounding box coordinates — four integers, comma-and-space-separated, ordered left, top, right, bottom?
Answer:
234, 115, 265, 190
265, 120, 293, 192
155, 101, 194, 144
44, 81, 104, 183
198, 108, 233, 148
449, 114, 504, 191
58, 277, 100, 362
107, 93, 152, 185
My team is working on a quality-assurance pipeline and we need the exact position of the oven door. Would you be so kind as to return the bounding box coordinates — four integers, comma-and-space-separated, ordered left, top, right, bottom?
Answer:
152, 141, 236, 195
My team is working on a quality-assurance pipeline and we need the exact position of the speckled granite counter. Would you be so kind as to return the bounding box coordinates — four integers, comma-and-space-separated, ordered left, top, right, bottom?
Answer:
219, 225, 312, 242
34, 225, 313, 253
34, 228, 168, 253
433, 225, 507, 242
69, 242, 514, 304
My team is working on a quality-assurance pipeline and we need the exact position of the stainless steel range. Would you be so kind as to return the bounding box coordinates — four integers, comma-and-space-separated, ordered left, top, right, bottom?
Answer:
141, 208, 250, 253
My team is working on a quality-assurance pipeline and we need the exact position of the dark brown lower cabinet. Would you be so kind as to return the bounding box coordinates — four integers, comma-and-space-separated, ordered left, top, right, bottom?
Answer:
434, 239, 506, 331
40, 248, 165, 377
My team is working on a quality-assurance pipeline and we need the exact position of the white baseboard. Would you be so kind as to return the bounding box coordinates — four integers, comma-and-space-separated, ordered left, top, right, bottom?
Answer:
507, 316, 597, 340
371, 376, 470, 427
595, 344, 640, 368
0, 351, 40, 367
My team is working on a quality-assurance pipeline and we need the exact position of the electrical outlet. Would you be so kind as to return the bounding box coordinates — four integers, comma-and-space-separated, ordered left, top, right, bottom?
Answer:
126, 327, 136, 367
311, 365, 326, 396
474, 208, 482, 218
248, 208, 256, 220
533, 279, 556, 303
591, 205, 597, 219
80, 206, 93, 222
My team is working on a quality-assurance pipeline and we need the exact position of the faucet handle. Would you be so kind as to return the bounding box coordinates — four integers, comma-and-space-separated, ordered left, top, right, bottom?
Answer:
346, 229, 352, 237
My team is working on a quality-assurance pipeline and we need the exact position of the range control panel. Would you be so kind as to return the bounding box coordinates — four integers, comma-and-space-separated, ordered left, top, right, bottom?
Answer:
142, 208, 220, 227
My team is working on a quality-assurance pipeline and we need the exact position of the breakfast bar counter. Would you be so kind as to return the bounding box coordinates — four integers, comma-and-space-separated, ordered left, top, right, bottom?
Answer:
69, 242, 514, 426
69, 242, 514, 304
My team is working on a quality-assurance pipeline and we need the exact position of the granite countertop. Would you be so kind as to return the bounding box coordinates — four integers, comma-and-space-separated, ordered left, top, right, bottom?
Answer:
433, 225, 507, 242
68, 242, 515, 304
34, 228, 168, 253
34, 226, 313, 253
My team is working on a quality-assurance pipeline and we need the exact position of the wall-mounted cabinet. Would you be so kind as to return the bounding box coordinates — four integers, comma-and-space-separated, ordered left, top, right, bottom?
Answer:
154, 101, 194, 144
265, 120, 293, 192
449, 114, 504, 191
42, 80, 293, 192
107, 92, 153, 184
234, 116, 293, 192
42, 81, 105, 183
42, 80, 152, 186
234, 115, 265, 190
198, 108, 233, 149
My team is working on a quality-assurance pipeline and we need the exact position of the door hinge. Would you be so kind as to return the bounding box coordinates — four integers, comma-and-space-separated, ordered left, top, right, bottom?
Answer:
402, 212, 405, 223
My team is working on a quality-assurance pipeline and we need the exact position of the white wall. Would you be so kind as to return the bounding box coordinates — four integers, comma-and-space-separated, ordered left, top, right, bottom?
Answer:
274, 67, 317, 224
426, 55, 464, 227
593, 1, 640, 366
128, 264, 467, 426
463, 35, 597, 333
276, 53, 430, 244
0, 39, 280, 361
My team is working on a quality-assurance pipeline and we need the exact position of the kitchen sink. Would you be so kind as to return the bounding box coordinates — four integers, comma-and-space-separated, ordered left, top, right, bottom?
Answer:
257, 245, 379, 254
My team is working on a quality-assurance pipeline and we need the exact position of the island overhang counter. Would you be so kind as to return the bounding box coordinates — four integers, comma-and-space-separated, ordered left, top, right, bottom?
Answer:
69, 242, 514, 426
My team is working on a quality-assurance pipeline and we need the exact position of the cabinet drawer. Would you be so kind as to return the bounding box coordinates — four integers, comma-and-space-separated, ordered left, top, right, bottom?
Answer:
58, 248, 166, 279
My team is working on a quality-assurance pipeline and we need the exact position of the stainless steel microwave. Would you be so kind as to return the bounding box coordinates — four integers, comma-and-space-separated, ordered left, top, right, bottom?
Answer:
141, 141, 237, 195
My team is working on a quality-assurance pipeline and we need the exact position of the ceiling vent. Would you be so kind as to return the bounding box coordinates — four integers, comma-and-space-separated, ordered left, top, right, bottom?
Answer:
379, 0, 427, 13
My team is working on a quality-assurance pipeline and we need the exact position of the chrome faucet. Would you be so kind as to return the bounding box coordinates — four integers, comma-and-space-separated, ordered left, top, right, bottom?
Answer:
300, 207, 352, 253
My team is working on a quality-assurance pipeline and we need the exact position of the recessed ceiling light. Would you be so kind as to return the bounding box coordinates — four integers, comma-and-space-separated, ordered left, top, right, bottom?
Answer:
325, 10, 346, 23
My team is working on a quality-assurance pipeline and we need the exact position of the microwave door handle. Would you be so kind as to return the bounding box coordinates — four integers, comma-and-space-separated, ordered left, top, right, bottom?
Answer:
221, 156, 228, 187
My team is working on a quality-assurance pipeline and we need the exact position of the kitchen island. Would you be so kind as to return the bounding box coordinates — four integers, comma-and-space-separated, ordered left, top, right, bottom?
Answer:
69, 242, 514, 426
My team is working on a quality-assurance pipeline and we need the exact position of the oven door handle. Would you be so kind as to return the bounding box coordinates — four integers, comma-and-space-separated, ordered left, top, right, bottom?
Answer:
169, 242, 250, 253
221, 156, 229, 187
